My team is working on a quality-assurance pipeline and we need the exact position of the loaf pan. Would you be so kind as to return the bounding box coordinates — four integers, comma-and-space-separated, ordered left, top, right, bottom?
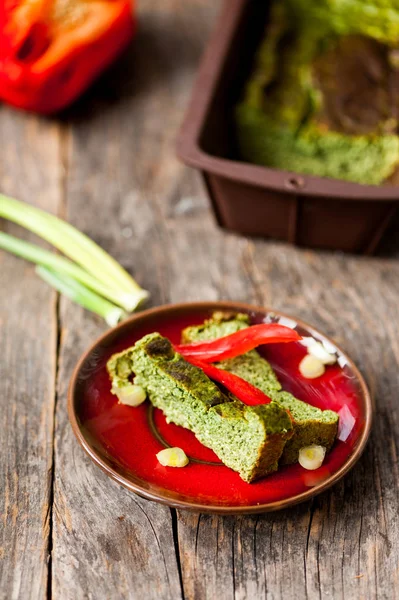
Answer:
176, 0, 399, 254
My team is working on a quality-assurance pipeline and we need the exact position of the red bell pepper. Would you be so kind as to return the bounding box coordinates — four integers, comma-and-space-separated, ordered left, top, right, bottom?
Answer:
187, 358, 272, 406
0, 0, 135, 114
175, 323, 301, 363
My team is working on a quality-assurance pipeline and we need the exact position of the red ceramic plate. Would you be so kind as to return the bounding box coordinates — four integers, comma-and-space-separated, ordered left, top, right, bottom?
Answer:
68, 302, 372, 514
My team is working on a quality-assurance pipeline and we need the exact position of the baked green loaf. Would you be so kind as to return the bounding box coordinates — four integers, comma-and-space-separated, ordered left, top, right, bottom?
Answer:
107, 333, 293, 482
236, 0, 399, 184
182, 313, 339, 465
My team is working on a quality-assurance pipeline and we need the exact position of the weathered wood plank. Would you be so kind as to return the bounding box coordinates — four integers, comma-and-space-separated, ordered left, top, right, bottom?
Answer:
0, 109, 62, 599
50, 2, 220, 597
53, 0, 399, 595
3, 0, 399, 598
52, 308, 183, 600
172, 241, 399, 599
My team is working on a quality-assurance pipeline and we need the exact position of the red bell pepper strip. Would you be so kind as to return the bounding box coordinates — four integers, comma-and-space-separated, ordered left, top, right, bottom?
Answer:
0, 0, 135, 114
175, 323, 301, 363
187, 357, 272, 406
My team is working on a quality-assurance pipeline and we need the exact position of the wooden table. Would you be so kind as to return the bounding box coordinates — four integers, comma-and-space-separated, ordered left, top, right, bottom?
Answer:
1, 1, 399, 598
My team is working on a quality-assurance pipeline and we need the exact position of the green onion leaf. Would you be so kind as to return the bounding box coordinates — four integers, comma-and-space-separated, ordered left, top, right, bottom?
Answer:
0, 194, 148, 311
0, 231, 137, 312
36, 266, 126, 327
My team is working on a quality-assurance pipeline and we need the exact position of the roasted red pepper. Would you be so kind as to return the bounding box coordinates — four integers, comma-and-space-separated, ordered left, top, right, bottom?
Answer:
187, 358, 272, 406
0, 0, 135, 113
175, 323, 301, 363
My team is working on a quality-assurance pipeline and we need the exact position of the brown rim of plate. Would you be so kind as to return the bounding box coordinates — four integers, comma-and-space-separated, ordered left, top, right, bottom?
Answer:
68, 301, 373, 514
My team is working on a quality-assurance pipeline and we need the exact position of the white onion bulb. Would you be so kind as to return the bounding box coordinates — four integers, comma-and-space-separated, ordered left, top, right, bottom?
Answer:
299, 445, 326, 470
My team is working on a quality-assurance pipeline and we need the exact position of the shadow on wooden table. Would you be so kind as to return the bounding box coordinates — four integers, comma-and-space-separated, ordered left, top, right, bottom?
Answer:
175, 442, 377, 598
375, 209, 399, 257
52, 8, 209, 124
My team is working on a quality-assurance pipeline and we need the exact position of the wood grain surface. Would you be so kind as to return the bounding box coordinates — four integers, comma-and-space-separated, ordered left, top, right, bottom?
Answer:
0, 113, 62, 598
1, 1, 399, 599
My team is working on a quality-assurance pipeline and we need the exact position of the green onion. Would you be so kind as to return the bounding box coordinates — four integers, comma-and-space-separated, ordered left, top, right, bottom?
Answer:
36, 266, 126, 327
0, 194, 149, 325
0, 231, 136, 312
0, 194, 148, 312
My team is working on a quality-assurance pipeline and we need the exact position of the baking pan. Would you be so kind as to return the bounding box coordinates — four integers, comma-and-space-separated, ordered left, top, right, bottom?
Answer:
176, 0, 399, 254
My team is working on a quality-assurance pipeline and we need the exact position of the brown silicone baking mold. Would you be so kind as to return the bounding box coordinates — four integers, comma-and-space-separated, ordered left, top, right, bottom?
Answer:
176, 0, 399, 254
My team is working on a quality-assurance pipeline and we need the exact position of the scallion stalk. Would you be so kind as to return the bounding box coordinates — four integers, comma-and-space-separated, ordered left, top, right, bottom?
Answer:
36, 266, 126, 327
0, 194, 148, 311
0, 231, 136, 312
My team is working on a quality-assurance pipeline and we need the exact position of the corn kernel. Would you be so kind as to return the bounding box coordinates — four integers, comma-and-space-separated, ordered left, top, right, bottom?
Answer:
299, 354, 325, 379
156, 447, 189, 467
298, 445, 326, 470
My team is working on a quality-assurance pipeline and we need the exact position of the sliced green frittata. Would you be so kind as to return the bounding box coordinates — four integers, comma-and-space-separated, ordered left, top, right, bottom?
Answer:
107, 333, 293, 482
182, 312, 339, 465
